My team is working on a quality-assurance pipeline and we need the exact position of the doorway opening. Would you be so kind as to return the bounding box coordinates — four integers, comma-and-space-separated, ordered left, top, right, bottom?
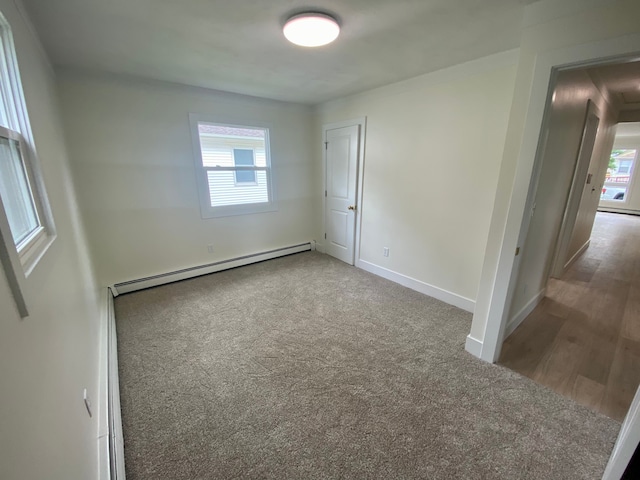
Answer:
599, 122, 640, 214
472, 31, 640, 477
497, 58, 640, 423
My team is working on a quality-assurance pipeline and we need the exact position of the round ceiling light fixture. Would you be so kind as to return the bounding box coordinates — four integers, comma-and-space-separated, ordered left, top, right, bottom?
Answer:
283, 12, 340, 47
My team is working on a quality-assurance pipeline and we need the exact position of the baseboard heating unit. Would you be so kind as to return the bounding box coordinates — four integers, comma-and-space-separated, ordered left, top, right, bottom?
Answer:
111, 242, 312, 295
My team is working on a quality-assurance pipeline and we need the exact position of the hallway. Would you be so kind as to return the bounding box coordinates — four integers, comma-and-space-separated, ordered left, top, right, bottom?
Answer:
500, 212, 640, 421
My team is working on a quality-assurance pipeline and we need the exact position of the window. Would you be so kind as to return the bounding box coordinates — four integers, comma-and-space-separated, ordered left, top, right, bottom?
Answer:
0, 13, 54, 316
190, 116, 276, 218
601, 148, 637, 203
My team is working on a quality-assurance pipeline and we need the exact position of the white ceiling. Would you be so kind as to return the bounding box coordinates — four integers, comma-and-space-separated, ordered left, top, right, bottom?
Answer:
615, 122, 640, 137
22, 0, 534, 104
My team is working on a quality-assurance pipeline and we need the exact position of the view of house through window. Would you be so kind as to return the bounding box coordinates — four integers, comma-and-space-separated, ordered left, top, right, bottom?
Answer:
233, 148, 257, 184
196, 123, 271, 209
0, 133, 40, 245
601, 148, 637, 202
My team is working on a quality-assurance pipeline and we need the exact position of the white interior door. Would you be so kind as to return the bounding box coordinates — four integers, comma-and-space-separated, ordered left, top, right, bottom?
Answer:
325, 125, 359, 265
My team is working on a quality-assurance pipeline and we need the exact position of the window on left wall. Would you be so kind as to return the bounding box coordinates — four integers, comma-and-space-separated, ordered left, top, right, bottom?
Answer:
0, 12, 54, 317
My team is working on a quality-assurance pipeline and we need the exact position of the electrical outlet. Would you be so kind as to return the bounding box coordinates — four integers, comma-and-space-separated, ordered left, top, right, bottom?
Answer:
383, 247, 389, 257
83, 389, 92, 418
207, 244, 214, 254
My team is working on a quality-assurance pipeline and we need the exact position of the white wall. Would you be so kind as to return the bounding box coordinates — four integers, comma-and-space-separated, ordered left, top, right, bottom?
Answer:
0, 1, 102, 479
57, 72, 316, 287
508, 68, 617, 322
470, 0, 640, 358
315, 51, 518, 307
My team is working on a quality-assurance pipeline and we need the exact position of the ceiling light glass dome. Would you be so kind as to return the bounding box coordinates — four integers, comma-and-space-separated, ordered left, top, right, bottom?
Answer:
283, 13, 340, 47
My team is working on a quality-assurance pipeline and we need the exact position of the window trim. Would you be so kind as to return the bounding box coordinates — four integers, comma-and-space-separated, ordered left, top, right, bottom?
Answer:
189, 114, 277, 219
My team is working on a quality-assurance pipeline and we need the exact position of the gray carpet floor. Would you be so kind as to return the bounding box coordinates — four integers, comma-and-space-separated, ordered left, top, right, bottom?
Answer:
115, 252, 620, 479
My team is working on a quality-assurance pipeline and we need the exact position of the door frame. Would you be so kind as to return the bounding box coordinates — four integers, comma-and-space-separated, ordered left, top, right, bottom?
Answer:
321, 117, 367, 266
549, 99, 601, 279
603, 384, 640, 479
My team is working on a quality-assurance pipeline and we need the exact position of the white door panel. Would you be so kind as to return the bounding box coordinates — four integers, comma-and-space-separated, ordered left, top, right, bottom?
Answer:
329, 210, 349, 249
331, 136, 351, 199
325, 124, 359, 265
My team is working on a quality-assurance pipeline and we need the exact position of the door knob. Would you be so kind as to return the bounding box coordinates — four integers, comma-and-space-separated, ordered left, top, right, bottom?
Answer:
348, 205, 356, 211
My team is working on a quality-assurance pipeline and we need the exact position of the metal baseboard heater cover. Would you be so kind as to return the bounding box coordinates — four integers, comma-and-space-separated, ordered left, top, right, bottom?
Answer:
111, 243, 313, 295
107, 288, 126, 480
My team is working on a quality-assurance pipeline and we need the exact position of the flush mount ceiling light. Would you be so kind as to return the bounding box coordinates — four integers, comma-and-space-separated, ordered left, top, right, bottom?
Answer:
283, 13, 340, 47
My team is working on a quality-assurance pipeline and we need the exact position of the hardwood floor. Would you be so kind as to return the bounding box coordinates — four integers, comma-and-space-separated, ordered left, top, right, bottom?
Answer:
500, 211, 640, 421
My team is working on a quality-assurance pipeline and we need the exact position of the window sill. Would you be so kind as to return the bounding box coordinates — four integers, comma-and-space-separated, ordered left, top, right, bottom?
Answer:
0, 222, 55, 318
201, 201, 278, 219
18, 226, 55, 277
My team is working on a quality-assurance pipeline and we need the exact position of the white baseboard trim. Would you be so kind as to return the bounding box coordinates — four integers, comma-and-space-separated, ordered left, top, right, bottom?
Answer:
504, 288, 546, 339
107, 287, 126, 480
112, 243, 312, 295
598, 207, 640, 216
563, 239, 590, 272
98, 435, 110, 480
465, 334, 483, 358
356, 259, 475, 313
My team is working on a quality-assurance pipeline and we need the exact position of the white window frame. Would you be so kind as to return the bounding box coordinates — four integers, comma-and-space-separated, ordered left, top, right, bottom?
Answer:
189, 113, 277, 218
0, 12, 55, 317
